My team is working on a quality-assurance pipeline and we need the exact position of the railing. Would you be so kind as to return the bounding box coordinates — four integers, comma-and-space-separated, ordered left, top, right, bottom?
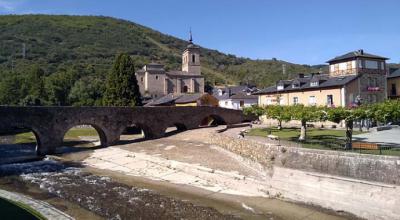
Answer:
261, 137, 400, 156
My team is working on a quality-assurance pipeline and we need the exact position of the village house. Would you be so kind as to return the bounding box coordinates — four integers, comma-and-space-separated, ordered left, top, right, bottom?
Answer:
135, 33, 204, 99
214, 86, 258, 110
256, 50, 388, 107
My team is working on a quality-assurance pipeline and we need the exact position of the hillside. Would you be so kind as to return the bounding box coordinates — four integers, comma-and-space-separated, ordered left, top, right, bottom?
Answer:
0, 15, 319, 106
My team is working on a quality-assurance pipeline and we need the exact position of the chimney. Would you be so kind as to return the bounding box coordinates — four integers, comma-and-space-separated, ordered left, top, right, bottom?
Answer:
298, 73, 304, 78
358, 49, 364, 55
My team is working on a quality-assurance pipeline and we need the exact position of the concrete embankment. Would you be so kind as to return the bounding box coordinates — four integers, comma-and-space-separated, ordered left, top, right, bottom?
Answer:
0, 188, 73, 220
209, 131, 400, 220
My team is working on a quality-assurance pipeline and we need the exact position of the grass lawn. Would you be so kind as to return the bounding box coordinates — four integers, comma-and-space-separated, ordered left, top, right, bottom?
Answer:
0, 197, 46, 220
246, 127, 400, 156
14, 127, 99, 144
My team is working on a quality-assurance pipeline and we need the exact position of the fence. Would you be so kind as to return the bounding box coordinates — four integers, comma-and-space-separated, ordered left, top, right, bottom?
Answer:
259, 136, 400, 156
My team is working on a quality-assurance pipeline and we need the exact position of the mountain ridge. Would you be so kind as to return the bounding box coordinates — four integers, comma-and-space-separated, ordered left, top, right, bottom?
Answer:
0, 14, 320, 86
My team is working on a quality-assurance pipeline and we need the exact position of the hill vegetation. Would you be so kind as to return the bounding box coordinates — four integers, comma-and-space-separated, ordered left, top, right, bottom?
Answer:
0, 15, 320, 106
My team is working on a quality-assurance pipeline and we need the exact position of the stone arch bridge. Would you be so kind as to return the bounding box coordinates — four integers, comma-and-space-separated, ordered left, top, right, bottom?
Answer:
0, 106, 252, 155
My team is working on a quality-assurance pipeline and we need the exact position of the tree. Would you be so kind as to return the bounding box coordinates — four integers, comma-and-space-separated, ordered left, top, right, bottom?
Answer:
353, 105, 368, 132
69, 76, 105, 106
265, 105, 291, 130
290, 105, 321, 141
103, 53, 142, 106
18, 66, 47, 106
243, 105, 265, 119
327, 107, 355, 149
372, 100, 400, 125
0, 74, 23, 105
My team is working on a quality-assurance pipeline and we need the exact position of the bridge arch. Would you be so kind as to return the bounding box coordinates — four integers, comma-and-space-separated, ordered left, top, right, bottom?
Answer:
60, 123, 108, 148
0, 124, 43, 157
163, 123, 188, 136
199, 114, 227, 127
118, 123, 150, 143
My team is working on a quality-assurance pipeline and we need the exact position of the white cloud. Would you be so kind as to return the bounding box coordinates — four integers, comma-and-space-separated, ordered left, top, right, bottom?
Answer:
0, 0, 24, 12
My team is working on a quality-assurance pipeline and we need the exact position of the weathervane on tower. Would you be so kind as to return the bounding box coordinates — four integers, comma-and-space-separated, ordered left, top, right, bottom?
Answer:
189, 28, 193, 43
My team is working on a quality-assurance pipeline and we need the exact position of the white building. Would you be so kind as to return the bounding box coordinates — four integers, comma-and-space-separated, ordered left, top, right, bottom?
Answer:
214, 86, 258, 110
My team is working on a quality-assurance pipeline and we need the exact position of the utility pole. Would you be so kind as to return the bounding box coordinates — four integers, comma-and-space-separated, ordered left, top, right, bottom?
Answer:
282, 64, 287, 79
10, 54, 14, 73
22, 43, 26, 59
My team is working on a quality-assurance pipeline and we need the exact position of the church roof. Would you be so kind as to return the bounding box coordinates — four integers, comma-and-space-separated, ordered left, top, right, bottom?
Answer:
145, 93, 212, 106
166, 71, 203, 78
186, 43, 200, 49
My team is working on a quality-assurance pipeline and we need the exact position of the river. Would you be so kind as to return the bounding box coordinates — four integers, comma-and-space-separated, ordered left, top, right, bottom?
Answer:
0, 129, 360, 220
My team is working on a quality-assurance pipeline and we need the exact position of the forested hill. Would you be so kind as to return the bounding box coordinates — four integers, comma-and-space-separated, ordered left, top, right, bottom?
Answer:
0, 15, 319, 106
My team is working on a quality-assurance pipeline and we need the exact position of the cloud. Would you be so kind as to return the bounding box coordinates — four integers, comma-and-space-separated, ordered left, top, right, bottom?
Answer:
0, 0, 23, 12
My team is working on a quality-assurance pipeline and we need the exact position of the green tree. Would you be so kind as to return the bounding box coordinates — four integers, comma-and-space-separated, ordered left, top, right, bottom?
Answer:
45, 68, 81, 106
243, 105, 265, 119
327, 107, 355, 149
103, 53, 142, 106
290, 105, 321, 141
69, 76, 105, 106
0, 74, 24, 105
19, 66, 47, 106
265, 105, 291, 130
372, 100, 400, 125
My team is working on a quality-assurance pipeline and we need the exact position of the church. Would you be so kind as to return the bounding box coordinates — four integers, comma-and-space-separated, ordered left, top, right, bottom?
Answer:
135, 33, 205, 100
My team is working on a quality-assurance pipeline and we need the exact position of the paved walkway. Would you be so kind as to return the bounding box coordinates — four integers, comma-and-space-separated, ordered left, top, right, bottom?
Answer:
353, 127, 400, 146
0, 189, 74, 220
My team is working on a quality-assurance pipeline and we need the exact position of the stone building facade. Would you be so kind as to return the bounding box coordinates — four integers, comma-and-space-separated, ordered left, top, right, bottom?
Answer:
135, 36, 204, 99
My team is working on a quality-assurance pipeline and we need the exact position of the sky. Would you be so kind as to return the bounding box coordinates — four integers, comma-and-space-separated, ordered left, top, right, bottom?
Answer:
1, 0, 400, 65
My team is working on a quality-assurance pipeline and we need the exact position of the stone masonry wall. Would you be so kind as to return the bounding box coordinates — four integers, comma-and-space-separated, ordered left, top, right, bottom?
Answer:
209, 132, 400, 185
209, 132, 400, 220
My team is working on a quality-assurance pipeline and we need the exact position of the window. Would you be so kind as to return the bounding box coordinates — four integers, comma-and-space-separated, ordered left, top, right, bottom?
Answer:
358, 60, 363, 68
182, 85, 188, 93
309, 96, 316, 105
240, 101, 244, 107
140, 77, 143, 82
381, 62, 385, 70
293, 97, 299, 104
155, 75, 159, 80
391, 83, 397, 96
310, 81, 318, 87
330, 65, 335, 72
327, 95, 333, 106
338, 62, 347, 70
225, 101, 228, 106
277, 85, 284, 90
192, 54, 196, 63
365, 60, 378, 69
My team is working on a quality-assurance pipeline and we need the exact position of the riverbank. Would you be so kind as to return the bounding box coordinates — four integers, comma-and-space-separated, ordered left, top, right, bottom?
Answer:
0, 188, 72, 220
78, 127, 357, 220
0, 126, 363, 219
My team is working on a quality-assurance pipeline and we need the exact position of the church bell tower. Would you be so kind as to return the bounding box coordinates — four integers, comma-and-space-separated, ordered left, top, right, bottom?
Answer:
182, 30, 201, 75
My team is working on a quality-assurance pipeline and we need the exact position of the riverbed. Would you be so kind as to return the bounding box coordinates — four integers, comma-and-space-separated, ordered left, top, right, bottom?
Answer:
0, 127, 360, 220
